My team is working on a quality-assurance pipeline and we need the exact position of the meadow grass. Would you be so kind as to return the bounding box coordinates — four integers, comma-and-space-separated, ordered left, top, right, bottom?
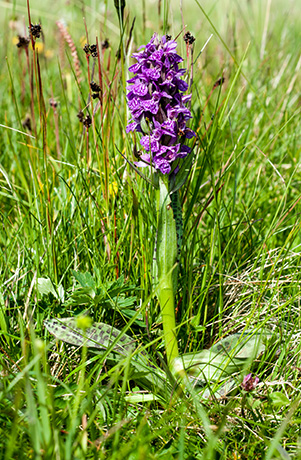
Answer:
0, 0, 301, 458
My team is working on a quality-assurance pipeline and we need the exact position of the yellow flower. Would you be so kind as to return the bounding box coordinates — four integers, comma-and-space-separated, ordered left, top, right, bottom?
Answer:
109, 181, 118, 197
29, 41, 44, 53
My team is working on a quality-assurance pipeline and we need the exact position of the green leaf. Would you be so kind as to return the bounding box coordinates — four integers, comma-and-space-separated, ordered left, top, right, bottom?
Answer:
181, 331, 273, 386
71, 270, 95, 289
157, 177, 178, 294
37, 278, 64, 302
121, 309, 146, 327
44, 317, 135, 355
156, 177, 179, 364
269, 392, 290, 407
115, 296, 137, 308
199, 377, 237, 400
124, 393, 160, 403
0, 291, 8, 344
45, 318, 170, 397
181, 349, 244, 383
209, 332, 269, 359
37, 278, 56, 297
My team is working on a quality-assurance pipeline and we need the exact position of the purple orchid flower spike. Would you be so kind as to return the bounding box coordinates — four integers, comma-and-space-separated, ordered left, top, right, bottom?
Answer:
241, 373, 260, 391
126, 33, 195, 175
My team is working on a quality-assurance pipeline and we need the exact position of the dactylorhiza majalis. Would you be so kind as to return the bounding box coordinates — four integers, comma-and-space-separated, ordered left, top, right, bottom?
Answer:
126, 33, 195, 366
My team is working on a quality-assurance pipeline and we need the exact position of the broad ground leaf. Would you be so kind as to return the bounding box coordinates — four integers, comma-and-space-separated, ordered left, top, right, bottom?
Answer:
180, 349, 244, 383
180, 331, 274, 395
45, 317, 170, 397
44, 318, 135, 355
45, 320, 272, 400
209, 332, 269, 358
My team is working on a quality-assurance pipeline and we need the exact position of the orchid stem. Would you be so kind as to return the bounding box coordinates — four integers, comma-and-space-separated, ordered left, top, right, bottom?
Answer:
156, 176, 179, 367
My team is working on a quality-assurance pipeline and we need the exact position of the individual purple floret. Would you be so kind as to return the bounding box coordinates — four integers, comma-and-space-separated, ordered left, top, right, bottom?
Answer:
241, 373, 259, 391
126, 33, 195, 175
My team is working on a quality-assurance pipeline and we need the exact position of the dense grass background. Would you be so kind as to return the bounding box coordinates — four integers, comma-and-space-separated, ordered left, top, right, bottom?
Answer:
0, 0, 301, 458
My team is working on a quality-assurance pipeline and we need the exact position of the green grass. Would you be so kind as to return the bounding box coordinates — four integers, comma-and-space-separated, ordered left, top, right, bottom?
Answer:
0, 0, 301, 458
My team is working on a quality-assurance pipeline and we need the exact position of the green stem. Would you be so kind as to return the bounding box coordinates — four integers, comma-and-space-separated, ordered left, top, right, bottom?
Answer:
156, 176, 179, 366
159, 277, 178, 365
